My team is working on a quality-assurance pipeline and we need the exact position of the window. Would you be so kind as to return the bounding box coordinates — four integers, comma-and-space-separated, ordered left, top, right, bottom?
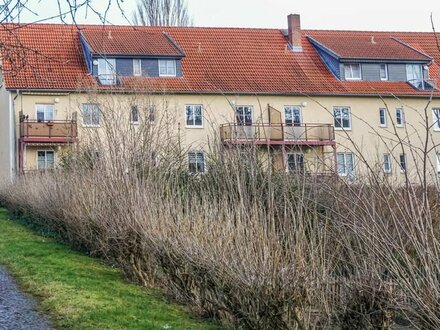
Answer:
379, 108, 387, 127
399, 153, 406, 173
337, 152, 355, 177
82, 104, 101, 127
284, 106, 302, 126
131, 106, 140, 124
396, 108, 404, 127
380, 64, 388, 81
97, 58, 116, 85
158, 60, 176, 77
36, 104, 54, 122
185, 105, 203, 127
133, 59, 142, 76
344, 63, 361, 80
406, 64, 423, 83
437, 153, 440, 177
333, 107, 351, 130
383, 154, 392, 173
148, 103, 156, 123
235, 106, 253, 126
188, 152, 205, 174
287, 153, 304, 172
433, 108, 440, 131
37, 150, 55, 169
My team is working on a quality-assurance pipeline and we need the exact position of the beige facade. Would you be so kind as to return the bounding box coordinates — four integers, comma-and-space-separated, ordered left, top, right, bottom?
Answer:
2, 89, 439, 183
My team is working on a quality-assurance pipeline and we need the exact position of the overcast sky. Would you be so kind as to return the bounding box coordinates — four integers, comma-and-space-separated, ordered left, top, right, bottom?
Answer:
12, 0, 440, 32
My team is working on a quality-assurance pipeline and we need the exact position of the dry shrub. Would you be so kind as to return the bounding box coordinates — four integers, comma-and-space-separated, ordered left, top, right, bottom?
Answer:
1, 97, 440, 329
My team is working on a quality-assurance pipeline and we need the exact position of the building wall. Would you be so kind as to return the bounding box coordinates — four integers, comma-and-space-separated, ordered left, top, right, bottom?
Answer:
11, 91, 440, 183
0, 78, 13, 181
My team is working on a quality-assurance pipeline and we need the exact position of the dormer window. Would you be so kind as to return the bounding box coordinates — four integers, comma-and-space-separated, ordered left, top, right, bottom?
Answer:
133, 59, 142, 76
159, 60, 176, 77
344, 64, 361, 80
97, 58, 117, 85
380, 64, 388, 81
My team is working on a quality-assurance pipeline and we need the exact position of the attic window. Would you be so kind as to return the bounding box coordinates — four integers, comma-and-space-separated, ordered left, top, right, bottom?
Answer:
133, 59, 142, 76
159, 60, 176, 77
380, 64, 388, 81
344, 64, 361, 80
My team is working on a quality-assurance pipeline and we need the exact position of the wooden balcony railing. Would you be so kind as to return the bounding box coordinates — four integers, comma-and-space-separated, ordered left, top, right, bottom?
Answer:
220, 123, 335, 145
19, 119, 78, 142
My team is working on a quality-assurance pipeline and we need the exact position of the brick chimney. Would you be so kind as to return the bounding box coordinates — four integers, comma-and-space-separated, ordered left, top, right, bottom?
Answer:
288, 14, 302, 52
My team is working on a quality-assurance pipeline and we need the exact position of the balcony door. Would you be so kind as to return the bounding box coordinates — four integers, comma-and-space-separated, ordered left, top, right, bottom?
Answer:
235, 106, 253, 139
97, 58, 117, 85
406, 64, 423, 88
284, 106, 304, 140
36, 104, 54, 122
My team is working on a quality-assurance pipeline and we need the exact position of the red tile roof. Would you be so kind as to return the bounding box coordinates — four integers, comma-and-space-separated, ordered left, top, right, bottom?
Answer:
308, 35, 431, 61
0, 23, 440, 96
81, 30, 184, 56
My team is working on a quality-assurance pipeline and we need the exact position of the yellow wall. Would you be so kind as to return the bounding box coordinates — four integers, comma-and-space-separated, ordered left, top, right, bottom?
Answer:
12, 91, 440, 183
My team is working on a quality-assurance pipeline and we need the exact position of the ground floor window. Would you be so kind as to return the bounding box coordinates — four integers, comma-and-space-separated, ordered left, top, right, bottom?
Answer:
436, 153, 440, 177
188, 151, 205, 174
399, 153, 406, 173
37, 150, 55, 169
383, 153, 392, 173
337, 152, 355, 177
287, 153, 304, 172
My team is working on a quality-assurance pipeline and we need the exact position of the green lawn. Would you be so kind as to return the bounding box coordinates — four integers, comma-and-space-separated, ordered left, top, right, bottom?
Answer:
0, 208, 222, 330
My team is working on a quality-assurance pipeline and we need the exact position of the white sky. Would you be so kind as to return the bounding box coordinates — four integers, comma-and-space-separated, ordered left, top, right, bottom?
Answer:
11, 0, 440, 32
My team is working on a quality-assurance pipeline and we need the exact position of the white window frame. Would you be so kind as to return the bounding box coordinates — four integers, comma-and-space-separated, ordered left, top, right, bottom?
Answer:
235, 106, 253, 126
97, 58, 117, 85
383, 153, 392, 173
158, 59, 177, 77
432, 108, 440, 131
286, 153, 305, 173
399, 153, 406, 173
35, 104, 55, 122
337, 152, 355, 177
380, 64, 388, 81
396, 108, 404, 127
344, 63, 362, 80
130, 105, 140, 125
188, 151, 206, 174
37, 150, 55, 170
437, 153, 440, 177
379, 108, 387, 127
333, 106, 352, 130
284, 105, 302, 126
133, 59, 142, 76
82, 103, 101, 127
185, 104, 203, 128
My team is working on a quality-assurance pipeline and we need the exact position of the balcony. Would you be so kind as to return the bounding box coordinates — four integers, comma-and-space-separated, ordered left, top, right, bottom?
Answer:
220, 123, 335, 146
407, 79, 437, 91
19, 119, 78, 143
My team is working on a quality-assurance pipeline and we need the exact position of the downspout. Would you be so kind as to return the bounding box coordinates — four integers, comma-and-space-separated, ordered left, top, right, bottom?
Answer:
11, 89, 19, 177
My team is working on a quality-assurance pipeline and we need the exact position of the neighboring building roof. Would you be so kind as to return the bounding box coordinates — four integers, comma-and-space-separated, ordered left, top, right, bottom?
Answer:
80, 30, 184, 57
307, 35, 431, 61
0, 23, 440, 96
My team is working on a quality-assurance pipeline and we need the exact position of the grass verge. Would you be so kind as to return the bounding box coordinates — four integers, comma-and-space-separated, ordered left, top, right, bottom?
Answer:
0, 208, 222, 330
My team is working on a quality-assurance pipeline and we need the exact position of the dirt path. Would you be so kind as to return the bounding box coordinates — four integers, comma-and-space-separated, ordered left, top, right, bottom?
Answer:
0, 267, 51, 330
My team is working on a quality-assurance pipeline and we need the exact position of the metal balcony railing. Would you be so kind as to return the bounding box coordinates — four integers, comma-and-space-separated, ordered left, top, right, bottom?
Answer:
220, 123, 335, 144
19, 119, 78, 141
407, 79, 437, 91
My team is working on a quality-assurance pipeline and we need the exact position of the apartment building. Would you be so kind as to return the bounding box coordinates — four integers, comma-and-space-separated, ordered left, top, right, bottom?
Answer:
1, 14, 440, 181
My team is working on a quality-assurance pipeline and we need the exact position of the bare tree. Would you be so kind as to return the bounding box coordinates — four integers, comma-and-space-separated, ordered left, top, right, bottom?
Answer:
132, 0, 192, 26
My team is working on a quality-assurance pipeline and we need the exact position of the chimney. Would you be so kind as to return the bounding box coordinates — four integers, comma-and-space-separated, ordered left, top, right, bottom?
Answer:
287, 14, 302, 52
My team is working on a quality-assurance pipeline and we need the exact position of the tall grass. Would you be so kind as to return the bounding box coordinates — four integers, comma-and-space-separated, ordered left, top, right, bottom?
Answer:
2, 97, 440, 329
